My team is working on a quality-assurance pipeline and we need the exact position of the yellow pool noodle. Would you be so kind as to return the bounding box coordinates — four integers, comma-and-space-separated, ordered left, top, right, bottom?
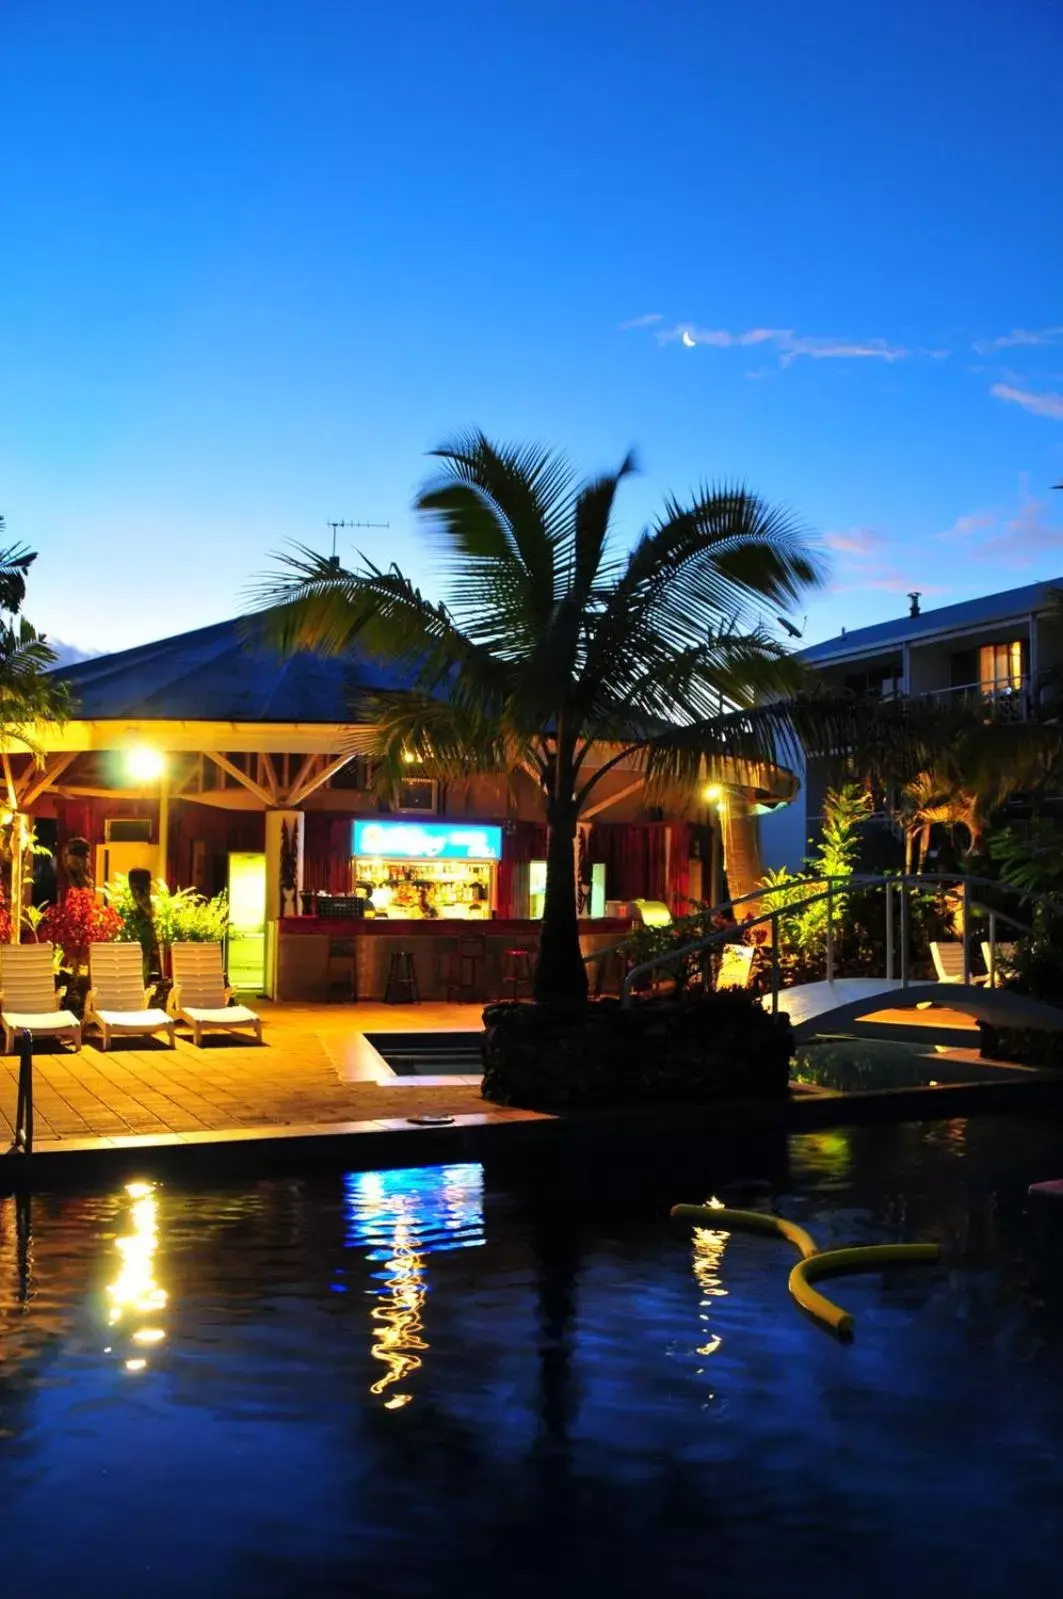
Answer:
789, 1244, 941, 1339
670, 1203, 819, 1260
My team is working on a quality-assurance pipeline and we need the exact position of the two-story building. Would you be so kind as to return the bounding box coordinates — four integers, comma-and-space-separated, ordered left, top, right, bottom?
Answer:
762, 577, 1063, 870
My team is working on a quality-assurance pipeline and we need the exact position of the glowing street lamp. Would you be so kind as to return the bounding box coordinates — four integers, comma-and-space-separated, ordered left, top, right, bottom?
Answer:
125, 745, 166, 784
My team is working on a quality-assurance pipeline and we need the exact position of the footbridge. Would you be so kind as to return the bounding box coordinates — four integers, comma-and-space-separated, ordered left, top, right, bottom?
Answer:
607, 873, 1063, 1043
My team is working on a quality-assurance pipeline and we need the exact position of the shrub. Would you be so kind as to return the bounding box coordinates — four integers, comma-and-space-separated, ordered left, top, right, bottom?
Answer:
41, 887, 122, 975
481, 989, 793, 1112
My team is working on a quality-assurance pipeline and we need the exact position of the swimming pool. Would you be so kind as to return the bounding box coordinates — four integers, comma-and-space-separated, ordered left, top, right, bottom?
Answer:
793, 1035, 1032, 1092
2, 1119, 1063, 1597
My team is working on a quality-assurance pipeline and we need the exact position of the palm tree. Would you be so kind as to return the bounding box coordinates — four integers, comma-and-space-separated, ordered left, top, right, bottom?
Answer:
249, 435, 886, 1004
0, 528, 67, 753
898, 715, 1063, 872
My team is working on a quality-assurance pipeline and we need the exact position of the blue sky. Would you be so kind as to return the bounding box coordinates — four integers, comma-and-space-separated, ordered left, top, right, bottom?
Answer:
3, 0, 1062, 656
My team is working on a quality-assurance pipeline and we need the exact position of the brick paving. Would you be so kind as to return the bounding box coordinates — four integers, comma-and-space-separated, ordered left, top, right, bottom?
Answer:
0, 1000, 538, 1151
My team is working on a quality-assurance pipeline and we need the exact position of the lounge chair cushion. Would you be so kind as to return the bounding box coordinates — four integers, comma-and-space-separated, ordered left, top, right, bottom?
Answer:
2, 1009, 80, 1033
182, 1004, 260, 1027
96, 1007, 173, 1031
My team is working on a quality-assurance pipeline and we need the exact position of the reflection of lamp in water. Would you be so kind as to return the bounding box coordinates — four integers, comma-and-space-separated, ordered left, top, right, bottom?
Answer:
107, 1179, 168, 1373
369, 1216, 428, 1409
691, 1222, 731, 1364
345, 1164, 484, 1410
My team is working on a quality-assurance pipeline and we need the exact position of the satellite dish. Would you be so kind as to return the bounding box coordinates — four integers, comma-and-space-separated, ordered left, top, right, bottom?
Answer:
777, 614, 805, 640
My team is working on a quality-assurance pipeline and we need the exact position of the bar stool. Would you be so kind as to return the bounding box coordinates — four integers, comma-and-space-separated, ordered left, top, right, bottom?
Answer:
440, 936, 486, 1002
500, 946, 535, 1001
384, 949, 420, 1004
326, 937, 358, 1003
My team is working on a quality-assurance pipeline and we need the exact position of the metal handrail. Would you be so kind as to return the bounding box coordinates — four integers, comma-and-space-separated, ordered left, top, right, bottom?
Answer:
618, 872, 1063, 1009
582, 872, 864, 971
10, 1029, 34, 1155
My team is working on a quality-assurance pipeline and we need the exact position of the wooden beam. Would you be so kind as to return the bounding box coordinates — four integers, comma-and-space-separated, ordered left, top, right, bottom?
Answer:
580, 777, 646, 821
288, 751, 356, 806
204, 751, 273, 807
282, 753, 319, 805
255, 752, 279, 802
17, 751, 78, 808
2, 753, 17, 809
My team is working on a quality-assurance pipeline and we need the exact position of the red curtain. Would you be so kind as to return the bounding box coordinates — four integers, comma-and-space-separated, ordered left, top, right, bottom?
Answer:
589, 823, 669, 903
168, 803, 264, 891
497, 820, 547, 917
304, 813, 355, 894
668, 822, 692, 914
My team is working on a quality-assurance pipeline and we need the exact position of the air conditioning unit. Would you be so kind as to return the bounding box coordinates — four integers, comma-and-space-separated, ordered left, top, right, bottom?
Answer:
105, 818, 153, 844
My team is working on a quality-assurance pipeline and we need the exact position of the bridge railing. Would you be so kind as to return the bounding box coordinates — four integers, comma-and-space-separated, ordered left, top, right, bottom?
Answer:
614, 872, 1063, 1010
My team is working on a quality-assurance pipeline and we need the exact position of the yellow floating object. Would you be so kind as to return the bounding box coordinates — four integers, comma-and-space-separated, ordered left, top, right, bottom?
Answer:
670, 1204, 819, 1261
671, 1203, 940, 1339
789, 1244, 940, 1340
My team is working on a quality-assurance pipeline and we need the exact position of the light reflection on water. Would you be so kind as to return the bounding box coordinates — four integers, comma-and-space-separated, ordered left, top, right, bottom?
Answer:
2, 1129, 1063, 1595
344, 1164, 484, 1408
106, 1180, 169, 1375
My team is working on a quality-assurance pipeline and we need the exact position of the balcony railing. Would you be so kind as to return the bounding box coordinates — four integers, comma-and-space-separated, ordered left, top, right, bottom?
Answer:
925, 677, 1031, 720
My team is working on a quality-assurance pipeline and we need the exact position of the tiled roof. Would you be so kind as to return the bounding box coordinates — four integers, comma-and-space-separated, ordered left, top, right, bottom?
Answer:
50, 616, 417, 722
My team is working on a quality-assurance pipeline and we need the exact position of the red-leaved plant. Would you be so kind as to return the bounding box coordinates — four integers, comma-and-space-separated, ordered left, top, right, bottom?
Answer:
41, 888, 122, 974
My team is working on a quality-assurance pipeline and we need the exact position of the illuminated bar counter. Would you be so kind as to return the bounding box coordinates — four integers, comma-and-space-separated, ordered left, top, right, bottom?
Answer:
274, 915, 633, 1002
275, 817, 633, 1001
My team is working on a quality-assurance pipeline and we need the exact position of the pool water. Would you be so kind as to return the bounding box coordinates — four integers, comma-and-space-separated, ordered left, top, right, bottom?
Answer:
793, 1036, 1030, 1091
3, 1119, 1063, 1597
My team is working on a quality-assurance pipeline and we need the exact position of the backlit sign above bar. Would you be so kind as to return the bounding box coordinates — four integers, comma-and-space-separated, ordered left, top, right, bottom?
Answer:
353, 821, 503, 862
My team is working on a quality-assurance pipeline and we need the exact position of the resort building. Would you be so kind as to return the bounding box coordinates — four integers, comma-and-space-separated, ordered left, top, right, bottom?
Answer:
16, 617, 793, 998
763, 576, 1063, 870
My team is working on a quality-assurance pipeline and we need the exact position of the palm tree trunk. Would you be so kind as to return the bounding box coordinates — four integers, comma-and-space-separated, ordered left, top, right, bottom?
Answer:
722, 801, 763, 910
536, 798, 588, 1004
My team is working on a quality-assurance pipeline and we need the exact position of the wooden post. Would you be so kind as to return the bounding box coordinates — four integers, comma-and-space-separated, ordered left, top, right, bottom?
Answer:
157, 776, 170, 886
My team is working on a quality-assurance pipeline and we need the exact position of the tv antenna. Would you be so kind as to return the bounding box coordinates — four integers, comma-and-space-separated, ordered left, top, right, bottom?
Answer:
326, 517, 390, 566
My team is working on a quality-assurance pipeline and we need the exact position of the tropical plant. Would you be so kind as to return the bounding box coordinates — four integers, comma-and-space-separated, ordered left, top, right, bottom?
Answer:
105, 876, 229, 951
759, 783, 871, 953
249, 433, 914, 1003
987, 821, 1063, 896
0, 529, 69, 755
896, 715, 1063, 872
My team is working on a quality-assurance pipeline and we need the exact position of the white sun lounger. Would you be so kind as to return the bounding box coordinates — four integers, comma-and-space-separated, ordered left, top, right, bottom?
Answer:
86, 942, 175, 1050
930, 940, 986, 985
168, 942, 263, 1047
0, 942, 82, 1053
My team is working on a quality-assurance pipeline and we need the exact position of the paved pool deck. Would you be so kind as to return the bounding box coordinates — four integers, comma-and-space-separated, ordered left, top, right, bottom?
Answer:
0, 1000, 548, 1154
3, 996, 1056, 1187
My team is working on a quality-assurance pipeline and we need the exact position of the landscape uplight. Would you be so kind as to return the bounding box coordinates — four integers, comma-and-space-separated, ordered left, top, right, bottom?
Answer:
125, 745, 166, 783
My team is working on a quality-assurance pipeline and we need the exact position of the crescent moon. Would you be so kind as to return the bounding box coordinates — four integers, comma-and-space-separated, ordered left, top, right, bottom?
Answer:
681, 331, 696, 348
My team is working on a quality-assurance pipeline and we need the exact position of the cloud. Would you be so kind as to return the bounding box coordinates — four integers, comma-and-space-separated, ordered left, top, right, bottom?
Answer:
822, 527, 881, 558
820, 527, 942, 597
974, 481, 1063, 564
650, 322, 908, 365
778, 335, 908, 366
936, 511, 997, 540
48, 639, 100, 668
617, 313, 664, 330
990, 382, 1063, 420
933, 478, 1063, 567
975, 326, 1063, 353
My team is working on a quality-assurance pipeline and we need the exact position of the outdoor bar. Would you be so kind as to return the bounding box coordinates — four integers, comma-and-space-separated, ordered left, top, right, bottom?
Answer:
6, 616, 795, 1003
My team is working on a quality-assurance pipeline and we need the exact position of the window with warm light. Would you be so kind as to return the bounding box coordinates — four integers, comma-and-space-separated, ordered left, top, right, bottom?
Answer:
979, 640, 1025, 695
